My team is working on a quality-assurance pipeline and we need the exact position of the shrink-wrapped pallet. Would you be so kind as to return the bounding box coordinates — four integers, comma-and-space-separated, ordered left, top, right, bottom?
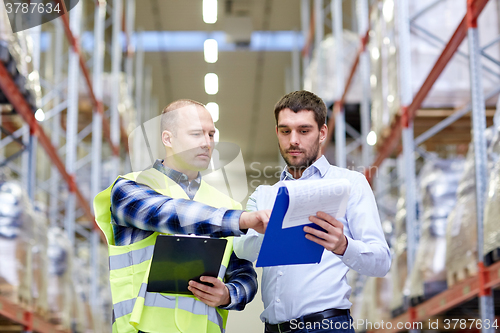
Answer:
47, 227, 73, 329
390, 195, 408, 314
369, 0, 500, 138
408, 156, 463, 301
0, 179, 33, 306
32, 202, 49, 318
304, 30, 363, 104
446, 129, 495, 286
484, 109, 500, 262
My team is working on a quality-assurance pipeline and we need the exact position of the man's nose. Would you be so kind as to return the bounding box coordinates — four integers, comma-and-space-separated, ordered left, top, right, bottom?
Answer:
290, 131, 300, 146
201, 133, 212, 148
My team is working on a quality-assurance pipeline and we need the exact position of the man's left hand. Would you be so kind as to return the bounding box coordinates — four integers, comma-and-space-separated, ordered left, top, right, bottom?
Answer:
304, 211, 348, 255
188, 276, 230, 307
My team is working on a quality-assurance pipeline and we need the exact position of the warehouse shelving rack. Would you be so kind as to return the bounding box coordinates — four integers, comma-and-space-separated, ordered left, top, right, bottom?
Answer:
0, 0, 143, 331
301, 0, 499, 332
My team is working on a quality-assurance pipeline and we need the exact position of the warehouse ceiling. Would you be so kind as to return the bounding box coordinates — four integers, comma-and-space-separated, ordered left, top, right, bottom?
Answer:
134, 0, 301, 166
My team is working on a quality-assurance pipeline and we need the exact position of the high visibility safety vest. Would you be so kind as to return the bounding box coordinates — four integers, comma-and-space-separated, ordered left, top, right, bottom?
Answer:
94, 168, 242, 333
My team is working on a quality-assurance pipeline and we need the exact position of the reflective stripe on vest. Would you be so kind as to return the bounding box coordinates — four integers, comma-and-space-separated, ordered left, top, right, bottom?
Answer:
95, 168, 241, 333
113, 283, 224, 329
109, 245, 155, 270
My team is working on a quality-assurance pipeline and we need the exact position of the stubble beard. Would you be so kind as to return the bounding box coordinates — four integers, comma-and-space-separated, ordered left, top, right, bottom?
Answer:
279, 135, 320, 177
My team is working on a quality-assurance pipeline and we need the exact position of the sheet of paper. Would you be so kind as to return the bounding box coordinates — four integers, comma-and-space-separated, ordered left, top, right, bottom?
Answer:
281, 179, 351, 229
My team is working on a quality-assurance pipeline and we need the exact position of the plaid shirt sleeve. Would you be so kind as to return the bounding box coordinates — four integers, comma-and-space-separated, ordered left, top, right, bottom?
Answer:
110, 178, 244, 245
220, 252, 258, 311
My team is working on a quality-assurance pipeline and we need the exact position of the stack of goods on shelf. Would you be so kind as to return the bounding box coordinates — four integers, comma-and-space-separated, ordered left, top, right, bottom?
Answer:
347, 270, 368, 321
484, 109, 500, 265
0, 179, 33, 306
101, 73, 136, 133
31, 201, 49, 319
303, 30, 362, 104
368, 0, 500, 140
73, 244, 96, 333
446, 129, 495, 286
369, 0, 399, 139
0, 3, 41, 113
47, 227, 73, 330
389, 192, 408, 317
408, 156, 464, 305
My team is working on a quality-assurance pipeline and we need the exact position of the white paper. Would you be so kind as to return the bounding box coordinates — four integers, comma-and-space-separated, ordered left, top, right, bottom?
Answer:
281, 179, 351, 229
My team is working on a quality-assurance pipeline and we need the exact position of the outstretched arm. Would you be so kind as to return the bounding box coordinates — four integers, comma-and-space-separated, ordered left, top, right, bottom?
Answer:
111, 178, 269, 240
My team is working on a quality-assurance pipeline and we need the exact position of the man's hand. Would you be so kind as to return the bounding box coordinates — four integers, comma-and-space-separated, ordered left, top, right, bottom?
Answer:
239, 210, 271, 234
304, 211, 348, 255
188, 276, 230, 307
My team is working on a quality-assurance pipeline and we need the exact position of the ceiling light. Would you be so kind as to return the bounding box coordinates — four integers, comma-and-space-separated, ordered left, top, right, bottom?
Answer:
206, 102, 219, 122
204, 39, 218, 63
371, 47, 380, 60
203, 0, 217, 24
35, 109, 45, 122
367, 131, 377, 146
205, 73, 219, 95
387, 95, 395, 103
370, 75, 377, 88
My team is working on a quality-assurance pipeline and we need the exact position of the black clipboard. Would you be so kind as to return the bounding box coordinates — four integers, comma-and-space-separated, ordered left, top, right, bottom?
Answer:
147, 235, 228, 294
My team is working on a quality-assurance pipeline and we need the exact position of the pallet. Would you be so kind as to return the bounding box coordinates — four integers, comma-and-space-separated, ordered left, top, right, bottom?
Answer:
447, 261, 478, 287
0, 284, 30, 308
484, 248, 500, 267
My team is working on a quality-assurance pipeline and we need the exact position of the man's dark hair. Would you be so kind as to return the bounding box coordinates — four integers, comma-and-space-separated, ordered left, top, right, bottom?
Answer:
274, 90, 327, 129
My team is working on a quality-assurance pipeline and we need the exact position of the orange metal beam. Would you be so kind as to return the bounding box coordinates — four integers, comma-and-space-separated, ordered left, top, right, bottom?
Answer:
371, 261, 500, 333
0, 295, 69, 333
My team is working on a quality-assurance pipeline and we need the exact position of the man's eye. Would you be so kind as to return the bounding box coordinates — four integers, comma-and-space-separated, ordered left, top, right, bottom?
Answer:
281, 130, 290, 134
301, 130, 309, 134
209, 134, 214, 138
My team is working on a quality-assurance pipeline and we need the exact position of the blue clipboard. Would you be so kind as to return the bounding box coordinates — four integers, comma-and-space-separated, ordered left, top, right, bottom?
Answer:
256, 186, 325, 267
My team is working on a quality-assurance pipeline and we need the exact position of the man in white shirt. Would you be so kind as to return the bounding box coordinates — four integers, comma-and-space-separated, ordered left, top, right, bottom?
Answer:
234, 90, 391, 333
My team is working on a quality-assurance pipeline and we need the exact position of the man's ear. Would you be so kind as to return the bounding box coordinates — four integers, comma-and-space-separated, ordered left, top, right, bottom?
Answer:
319, 124, 327, 144
162, 130, 174, 148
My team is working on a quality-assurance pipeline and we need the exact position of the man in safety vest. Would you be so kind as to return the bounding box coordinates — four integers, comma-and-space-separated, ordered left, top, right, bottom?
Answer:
94, 99, 271, 333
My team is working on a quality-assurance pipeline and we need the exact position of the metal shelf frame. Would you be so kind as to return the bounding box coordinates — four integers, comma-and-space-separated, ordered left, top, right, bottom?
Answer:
301, 0, 499, 331
0, 0, 139, 330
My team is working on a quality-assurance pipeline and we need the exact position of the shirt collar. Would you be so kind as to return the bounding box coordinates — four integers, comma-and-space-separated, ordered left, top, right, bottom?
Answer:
280, 155, 330, 180
153, 159, 201, 185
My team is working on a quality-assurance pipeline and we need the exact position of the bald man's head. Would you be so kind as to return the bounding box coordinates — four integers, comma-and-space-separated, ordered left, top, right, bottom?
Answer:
160, 99, 206, 135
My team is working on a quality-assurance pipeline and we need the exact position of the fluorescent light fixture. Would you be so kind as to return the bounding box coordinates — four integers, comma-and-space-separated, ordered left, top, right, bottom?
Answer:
383, 0, 394, 22
206, 102, 219, 122
370, 74, 377, 88
205, 73, 219, 95
371, 47, 380, 60
387, 95, 395, 103
383, 37, 390, 45
367, 131, 377, 146
203, 0, 217, 24
35, 109, 45, 122
214, 127, 220, 142
204, 39, 218, 63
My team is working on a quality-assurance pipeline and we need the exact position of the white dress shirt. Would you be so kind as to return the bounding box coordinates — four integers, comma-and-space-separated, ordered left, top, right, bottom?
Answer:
233, 156, 391, 324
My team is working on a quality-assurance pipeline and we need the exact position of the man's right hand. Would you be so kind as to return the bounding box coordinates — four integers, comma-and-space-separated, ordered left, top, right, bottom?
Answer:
239, 210, 271, 234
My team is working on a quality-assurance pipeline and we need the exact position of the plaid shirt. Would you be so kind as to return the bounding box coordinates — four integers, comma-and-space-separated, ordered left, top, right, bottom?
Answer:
110, 160, 257, 310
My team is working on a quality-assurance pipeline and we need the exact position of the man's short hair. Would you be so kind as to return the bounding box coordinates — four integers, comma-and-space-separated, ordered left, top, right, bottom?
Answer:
274, 90, 327, 129
161, 99, 206, 134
